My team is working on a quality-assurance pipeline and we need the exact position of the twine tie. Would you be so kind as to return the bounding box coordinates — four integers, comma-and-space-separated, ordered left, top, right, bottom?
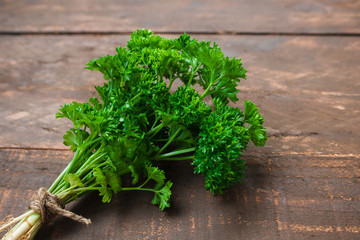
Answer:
29, 188, 91, 225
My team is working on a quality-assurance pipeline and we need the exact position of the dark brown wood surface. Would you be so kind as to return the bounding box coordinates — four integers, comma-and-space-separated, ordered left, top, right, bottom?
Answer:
0, 0, 359, 34
1, 1, 360, 240
1, 149, 360, 239
0, 35, 359, 154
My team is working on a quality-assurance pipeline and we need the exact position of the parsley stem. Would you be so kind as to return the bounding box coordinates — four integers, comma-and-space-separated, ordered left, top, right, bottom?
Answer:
187, 63, 201, 86
156, 127, 182, 155
151, 115, 161, 129
147, 122, 165, 136
50, 137, 102, 194
77, 148, 106, 174
48, 147, 82, 193
168, 76, 174, 89
201, 69, 219, 98
156, 156, 195, 161
67, 187, 100, 193
155, 147, 196, 159
131, 92, 142, 102
121, 187, 154, 192
137, 177, 151, 189
201, 85, 211, 98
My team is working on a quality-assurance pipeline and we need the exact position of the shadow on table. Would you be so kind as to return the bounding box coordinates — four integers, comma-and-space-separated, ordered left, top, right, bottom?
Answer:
36, 155, 274, 239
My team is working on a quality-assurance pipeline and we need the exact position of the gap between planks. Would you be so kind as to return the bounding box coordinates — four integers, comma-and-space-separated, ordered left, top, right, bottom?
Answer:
0, 31, 360, 37
1, 146, 360, 159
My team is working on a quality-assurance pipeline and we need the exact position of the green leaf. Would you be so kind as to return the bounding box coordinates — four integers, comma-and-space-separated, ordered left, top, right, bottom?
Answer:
104, 169, 122, 193
128, 165, 139, 185
169, 86, 211, 126
99, 186, 112, 203
145, 164, 166, 184
93, 168, 107, 187
244, 100, 268, 146
173, 34, 247, 103
64, 173, 84, 188
193, 104, 249, 194
89, 97, 102, 110
93, 168, 113, 203
62, 129, 89, 152
151, 181, 173, 211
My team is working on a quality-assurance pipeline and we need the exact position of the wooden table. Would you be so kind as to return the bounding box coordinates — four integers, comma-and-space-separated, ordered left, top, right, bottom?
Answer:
1, 1, 359, 239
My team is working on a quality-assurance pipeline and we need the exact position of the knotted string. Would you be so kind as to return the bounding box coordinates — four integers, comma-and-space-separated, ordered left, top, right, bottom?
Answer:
29, 188, 91, 225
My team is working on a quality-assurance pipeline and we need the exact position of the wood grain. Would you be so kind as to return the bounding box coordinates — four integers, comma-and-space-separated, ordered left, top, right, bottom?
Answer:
0, 0, 359, 34
1, 149, 359, 239
1, 0, 359, 239
0, 35, 359, 155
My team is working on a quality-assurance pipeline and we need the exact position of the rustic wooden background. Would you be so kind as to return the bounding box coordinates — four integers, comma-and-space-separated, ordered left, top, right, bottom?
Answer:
1, 1, 360, 239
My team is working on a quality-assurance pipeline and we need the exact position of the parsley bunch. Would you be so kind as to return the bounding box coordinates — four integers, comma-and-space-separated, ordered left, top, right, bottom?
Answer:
1, 29, 267, 240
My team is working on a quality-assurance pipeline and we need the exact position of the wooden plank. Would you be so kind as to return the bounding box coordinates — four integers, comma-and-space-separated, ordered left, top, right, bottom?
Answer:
0, 0, 359, 34
267, 155, 360, 239
1, 149, 360, 239
0, 35, 359, 155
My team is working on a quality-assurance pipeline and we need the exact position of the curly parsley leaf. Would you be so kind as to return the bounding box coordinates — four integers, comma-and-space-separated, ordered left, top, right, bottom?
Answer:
193, 105, 249, 194
244, 100, 268, 146
93, 168, 121, 203
151, 181, 173, 211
